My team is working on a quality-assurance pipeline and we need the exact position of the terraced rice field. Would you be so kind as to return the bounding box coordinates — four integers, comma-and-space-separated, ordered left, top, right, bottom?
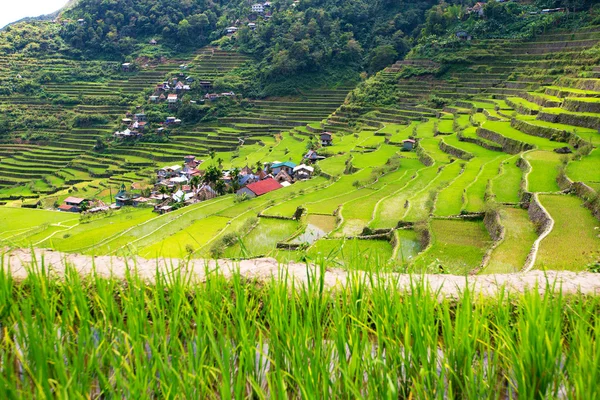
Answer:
2, 24, 600, 274
536, 195, 600, 271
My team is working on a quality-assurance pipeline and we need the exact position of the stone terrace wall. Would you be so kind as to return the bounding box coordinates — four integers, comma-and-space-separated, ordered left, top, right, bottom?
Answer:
523, 194, 554, 272
438, 139, 474, 160
477, 127, 534, 154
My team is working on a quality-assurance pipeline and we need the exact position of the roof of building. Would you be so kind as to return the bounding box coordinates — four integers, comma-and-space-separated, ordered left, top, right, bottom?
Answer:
162, 164, 182, 171
245, 178, 282, 196
63, 196, 86, 204
168, 94, 178, 99
271, 161, 297, 169
321, 132, 332, 138
293, 164, 314, 173
402, 139, 416, 143
58, 204, 75, 211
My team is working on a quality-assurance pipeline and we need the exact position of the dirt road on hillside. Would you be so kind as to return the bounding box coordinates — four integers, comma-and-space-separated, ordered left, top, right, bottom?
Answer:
2, 248, 600, 297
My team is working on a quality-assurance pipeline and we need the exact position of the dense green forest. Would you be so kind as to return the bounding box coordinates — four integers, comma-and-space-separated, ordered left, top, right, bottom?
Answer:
1, 0, 599, 95
0, 1, 595, 64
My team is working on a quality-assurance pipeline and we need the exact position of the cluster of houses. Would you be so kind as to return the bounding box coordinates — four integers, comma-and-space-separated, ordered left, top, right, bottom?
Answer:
149, 155, 318, 213
226, 1, 274, 34
114, 112, 181, 139
149, 77, 193, 105
58, 196, 117, 213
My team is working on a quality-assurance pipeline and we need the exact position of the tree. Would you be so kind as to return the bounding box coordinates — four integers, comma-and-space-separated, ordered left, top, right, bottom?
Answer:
214, 179, 226, 195
203, 165, 222, 185
231, 167, 241, 191
368, 45, 398, 73
190, 175, 201, 190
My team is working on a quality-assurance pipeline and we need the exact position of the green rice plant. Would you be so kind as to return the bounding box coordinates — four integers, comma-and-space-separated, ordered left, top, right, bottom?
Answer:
0, 254, 599, 398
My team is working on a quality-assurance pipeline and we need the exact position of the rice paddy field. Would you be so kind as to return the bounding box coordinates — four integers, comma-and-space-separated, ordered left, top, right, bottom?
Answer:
0, 21, 599, 277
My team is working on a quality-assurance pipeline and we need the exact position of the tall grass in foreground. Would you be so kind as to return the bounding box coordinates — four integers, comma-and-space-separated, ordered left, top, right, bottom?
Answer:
0, 258, 598, 399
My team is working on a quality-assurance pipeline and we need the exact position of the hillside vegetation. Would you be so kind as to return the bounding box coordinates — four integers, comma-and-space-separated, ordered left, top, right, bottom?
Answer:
0, 0, 599, 274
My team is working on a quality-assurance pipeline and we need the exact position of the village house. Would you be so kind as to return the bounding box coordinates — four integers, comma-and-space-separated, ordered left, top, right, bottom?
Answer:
402, 139, 416, 151
236, 178, 282, 198
157, 165, 183, 180
168, 94, 178, 105
205, 93, 220, 101
121, 63, 132, 72
239, 173, 258, 187
199, 81, 213, 91
240, 165, 254, 176
274, 170, 293, 184
256, 169, 269, 180
59, 197, 88, 212
456, 30, 472, 41
320, 132, 333, 146
149, 39, 158, 45
293, 164, 314, 180
252, 3, 264, 13
248, 22, 256, 29
304, 149, 324, 163
114, 128, 141, 139
132, 120, 147, 131
196, 184, 218, 201
226, 26, 238, 34
467, 2, 485, 17
270, 161, 296, 176
115, 185, 133, 207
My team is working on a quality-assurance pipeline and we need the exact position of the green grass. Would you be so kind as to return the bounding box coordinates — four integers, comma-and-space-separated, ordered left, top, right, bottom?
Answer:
491, 156, 522, 203
482, 120, 567, 151
307, 238, 394, 266
435, 160, 480, 216
139, 215, 232, 258
370, 165, 438, 229
525, 151, 562, 193
464, 156, 506, 213
536, 194, 600, 271
224, 218, 299, 258
485, 207, 538, 273
2, 260, 599, 398
567, 148, 600, 186
38, 208, 155, 252
404, 161, 463, 222
0, 207, 77, 241
412, 219, 491, 274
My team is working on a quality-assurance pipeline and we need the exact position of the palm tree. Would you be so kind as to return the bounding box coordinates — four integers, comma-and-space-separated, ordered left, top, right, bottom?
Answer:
159, 185, 169, 198
190, 175, 201, 190
203, 165, 222, 185
214, 179, 226, 195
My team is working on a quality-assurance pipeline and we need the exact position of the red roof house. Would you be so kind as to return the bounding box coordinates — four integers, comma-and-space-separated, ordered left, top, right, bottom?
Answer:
236, 178, 282, 198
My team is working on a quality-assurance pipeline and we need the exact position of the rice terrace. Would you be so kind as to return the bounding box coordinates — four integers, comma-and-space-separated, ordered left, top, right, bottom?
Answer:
0, 0, 600, 398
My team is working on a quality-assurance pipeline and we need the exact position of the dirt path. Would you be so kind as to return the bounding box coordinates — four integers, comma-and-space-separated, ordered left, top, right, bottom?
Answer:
2, 248, 600, 297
